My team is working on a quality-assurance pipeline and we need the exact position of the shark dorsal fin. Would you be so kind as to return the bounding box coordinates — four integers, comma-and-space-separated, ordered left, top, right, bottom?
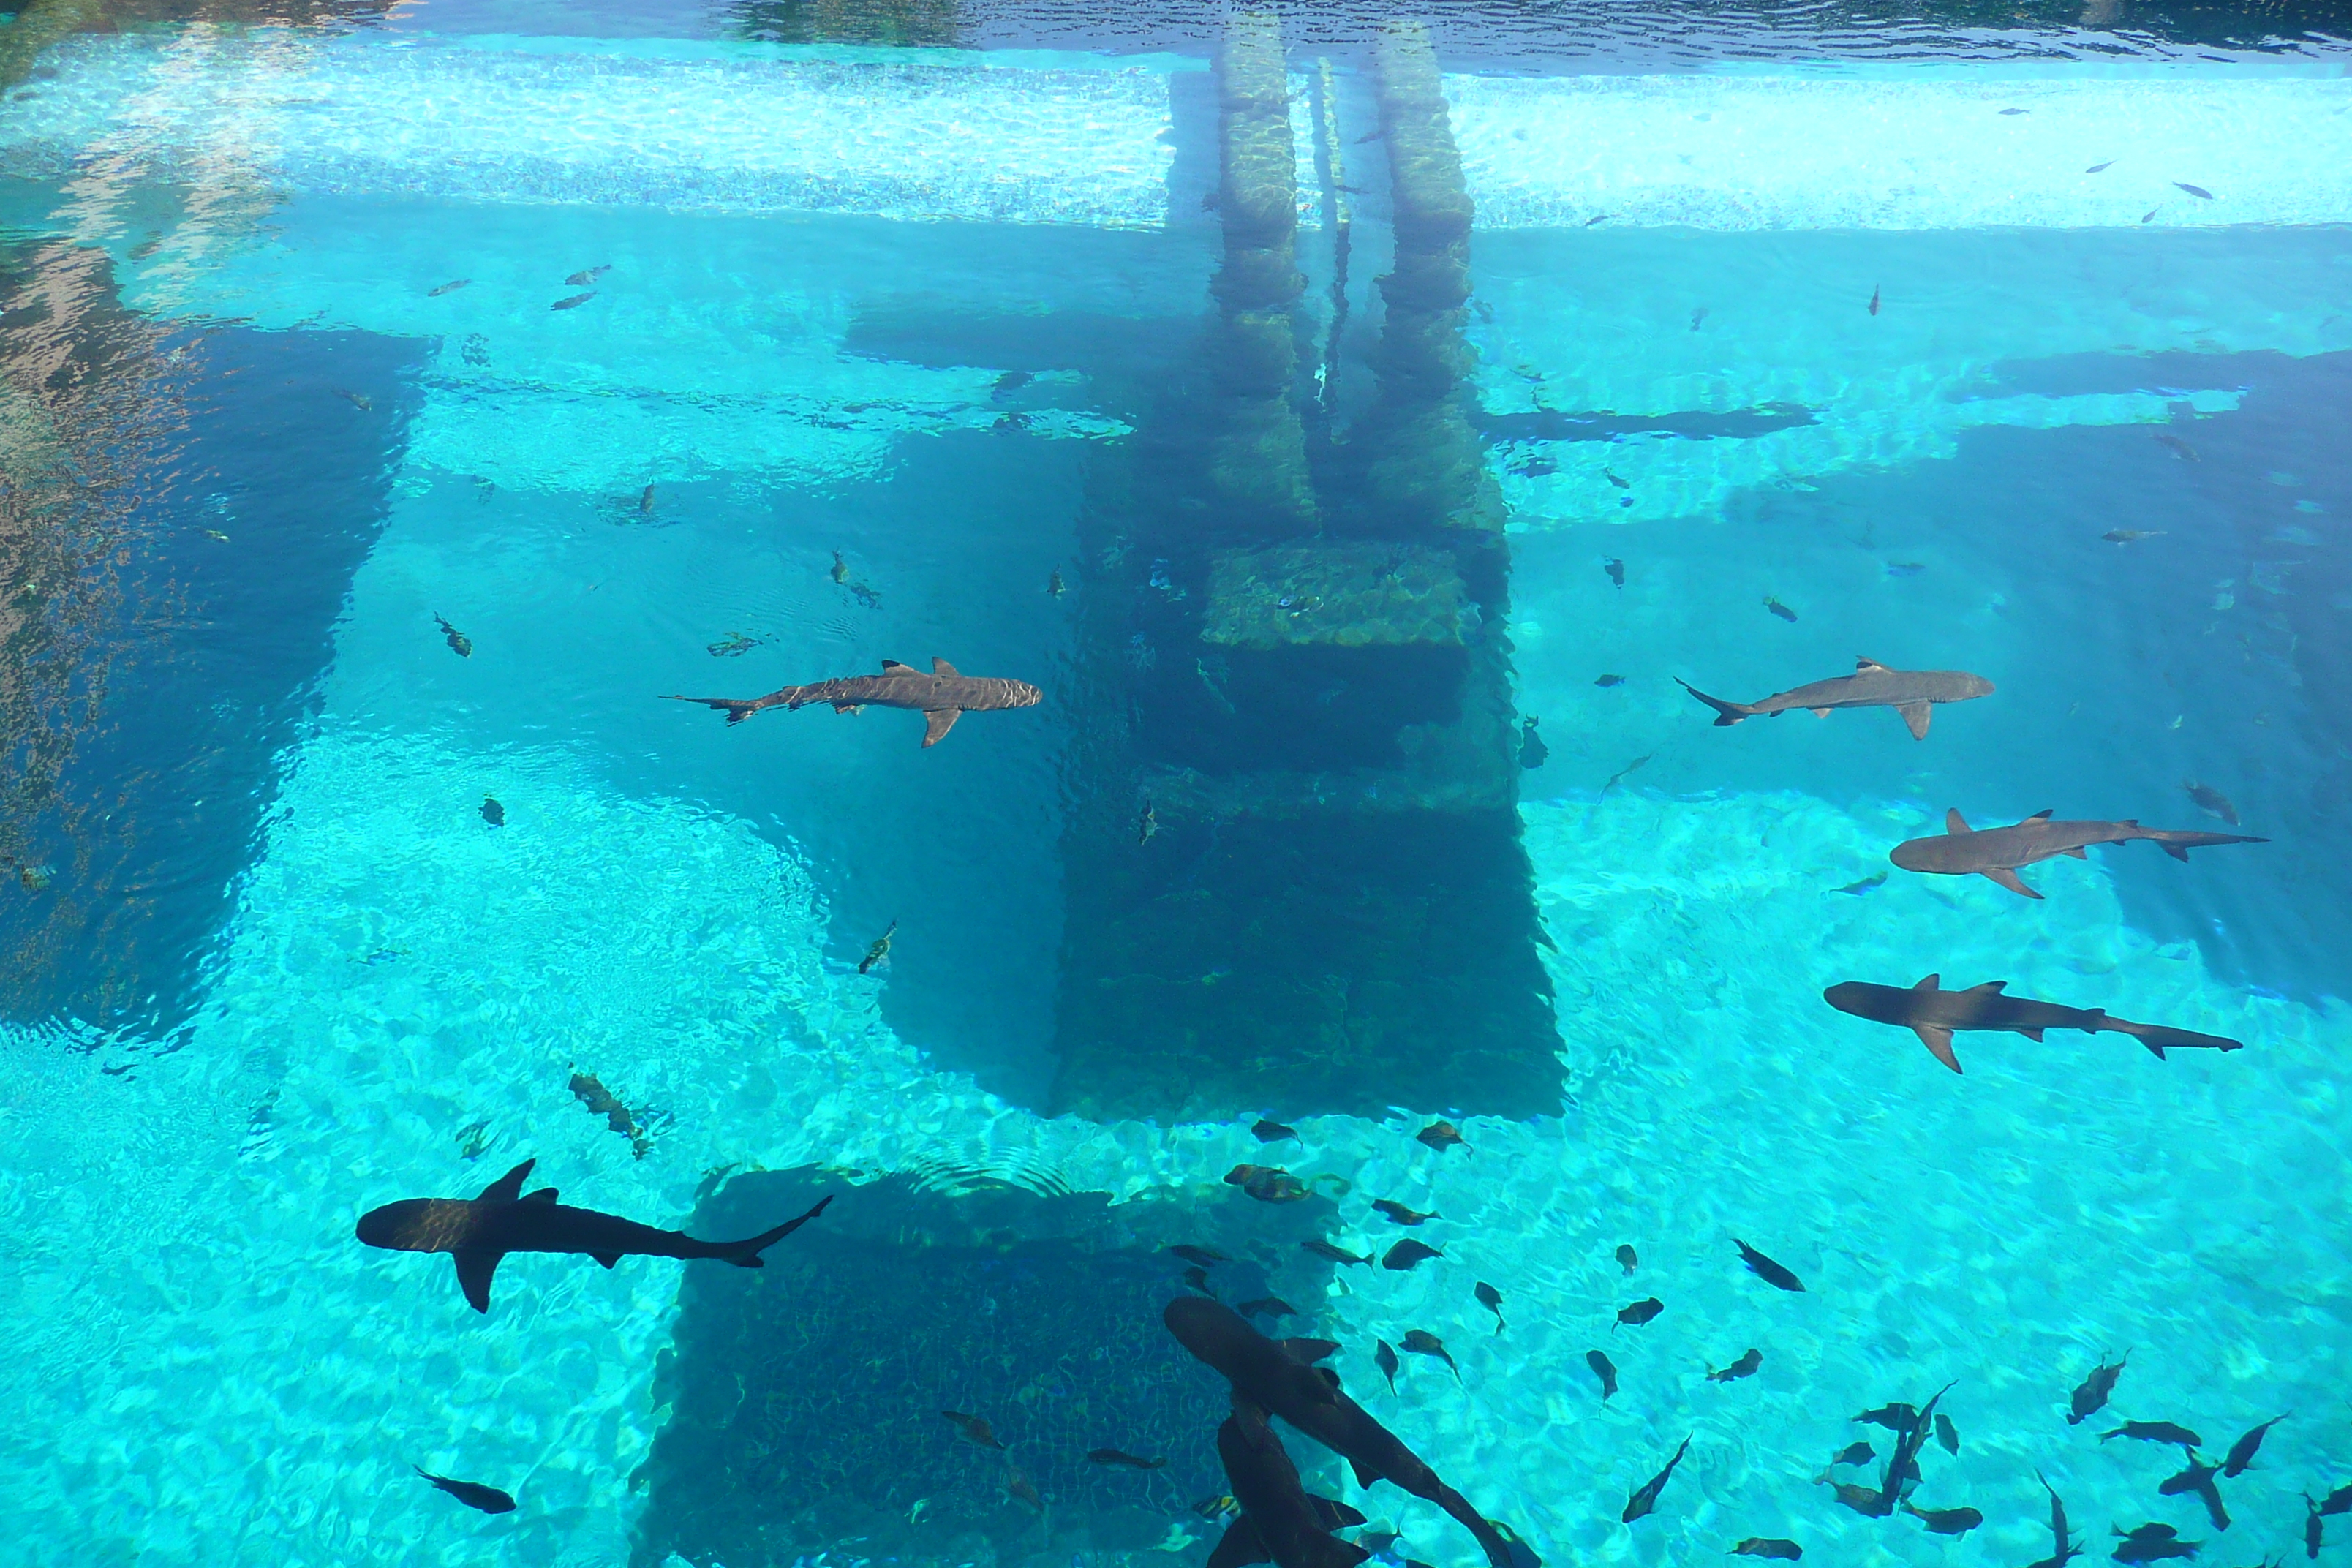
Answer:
1962, 980, 2009, 994
1855, 656, 1891, 672
454, 1248, 504, 1313
932, 656, 961, 677
1914, 974, 1940, 991
478, 1159, 535, 1203
1946, 809, 1971, 834
881, 660, 916, 674
590, 1251, 622, 1268
522, 1186, 559, 1204
2119, 818, 2138, 828
2027, 809, 2054, 821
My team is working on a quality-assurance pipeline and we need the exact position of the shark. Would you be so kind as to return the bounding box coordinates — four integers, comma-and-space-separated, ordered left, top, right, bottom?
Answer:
1825, 976, 2243, 1073
356, 1159, 831, 1313
1893, 809, 2266, 897
1677, 657, 1992, 739
1211, 1398, 1371, 1568
1164, 1299, 1533, 1568
668, 657, 1041, 747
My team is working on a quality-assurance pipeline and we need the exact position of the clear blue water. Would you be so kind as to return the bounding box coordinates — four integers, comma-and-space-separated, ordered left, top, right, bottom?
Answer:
2, 2, 2351, 1566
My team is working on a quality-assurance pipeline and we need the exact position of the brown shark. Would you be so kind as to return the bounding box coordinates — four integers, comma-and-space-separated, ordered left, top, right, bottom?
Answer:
1678, 657, 1991, 739
356, 1159, 830, 1312
1210, 1397, 1371, 1568
667, 657, 1041, 747
1893, 809, 2266, 897
1824, 976, 2243, 1073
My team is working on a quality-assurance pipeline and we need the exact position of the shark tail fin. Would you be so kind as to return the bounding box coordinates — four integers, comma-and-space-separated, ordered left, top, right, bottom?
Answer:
666, 692, 788, 725
1676, 678, 1752, 726
2103, 1017, 2245, 1057
719, 1194, 833, 1267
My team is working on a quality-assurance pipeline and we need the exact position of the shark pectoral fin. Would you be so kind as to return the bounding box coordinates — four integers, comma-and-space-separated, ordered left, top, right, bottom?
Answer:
1311, 1498, 1370, 1530
2016, 1028, 2046, 1041
2062, 846, 2087, 859
1945, 809, 1971, 834
922, 709, 960, 747
1811, 707, 1833, 717
2160, 839, 2191, 862
832, 703, 862, 714
478, 1160, 534, 1203
881, 660, 916, 674
1912, 1025, 1964, 1074
454, 1248, 505, 1313
523, 1186, 558, 1204
932, 657, 961, 676
590, 1251, 622, 1268
1898, 701, 1932, 740
1281, 1336, 1341, 1364
1981, 867, 2043, 899
1207, 1518, 1271, 1568
1349, 1456, 1382, 1489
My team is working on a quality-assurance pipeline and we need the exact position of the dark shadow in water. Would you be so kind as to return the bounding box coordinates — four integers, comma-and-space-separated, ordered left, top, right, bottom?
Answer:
636, 1165, 1342, 1568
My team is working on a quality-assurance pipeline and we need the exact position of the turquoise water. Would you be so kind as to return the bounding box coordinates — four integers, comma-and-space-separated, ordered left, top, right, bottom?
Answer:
2, 2, 2351, 1566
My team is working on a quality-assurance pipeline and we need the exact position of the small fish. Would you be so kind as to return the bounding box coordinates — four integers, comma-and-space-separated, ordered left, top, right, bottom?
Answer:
1905, 1504, 1984, 1536
1376, 1339, 1401, 1392
1601, 753, 1652, 797
1855, 1403, 1920, 1431
1885, 561, 1926, 577
859, 919, 897, 975
1616, 1244, 1638, 1273
1183, 1266, 1215, 1296
831, 551, 849, 584
2175, 183, 2214, 200
1735, 1239, 1803, 1292
427, 279, 471, 297
1170, 1245, 1229, 1268
1399, 1330, 1458, 1379
1520, 717, 1548, 770
1475, 1281, 1504, 1332
2104, 529, 2166, 543
203, 529, 230, 542
848, 580, 882, 610
1226, 1164, 1311, 1203
565, 265, 611, 285
2104, 1421, 2202, 1448
1236, 1297, 1296, 1319
2154, 434, 2199, 462
1733, 1540, 1801, 1560
1828, 1480, 1893, 1518
1623, 1435, 1692, 1523
2143, 210, 2159, 224
334, 388, 374, 411
1373, 1200, 1438, 1226
1708, 1348, 1762, 1383
1831, 1441, 1874, 1467
1138, 800, 1158, 845
1605, 470, 1631, 490
415, 1466, 516, 1514
1587, 1349, 1618, 1400
480, 795, 505, 827
992, 369, 1034, 400
1617, 1297, 1664, 1328
1869, 285, 1881, 317
1252, 1118, 1297, 1142
1005, 1466, 1043, 1512
1935, 1412, 1958, 1455
1417, 1121, 1466, 1153
1088, 1448, 1166, 1469
1047, 566, 1065, 596
1763, 595, 1797, 622
1833, 872, 1886, 894
2183, 781, 2239, 826
1583, 213, 1614, 227
941, 1410, 1005, 1450
2086, 160, 2115, 173
1301, 1240, 1373, 1266
638, 484, 655, 515
2032, 1470, 2078, 1568
2114, 1524, 2198, 1564
2307, 1506, 2325, 1561
2160, 1453, 2231, 1531
2069, 1352, 2128, 1424
568, 1071, 651, 1158
551, 291, 596, 311
1690, 307, 1708, 331
706, 633, 758, 657
1604, 558, 1625, 588
1383, 1239, 1444, 1271
434, 614, 473, 657
1595, 674, 1625, 687
1192, 1493, 1240, 1520
2000, 107, 2030, 115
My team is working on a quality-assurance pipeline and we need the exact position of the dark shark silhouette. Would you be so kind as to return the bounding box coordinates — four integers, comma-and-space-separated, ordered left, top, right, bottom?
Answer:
1678, 657, 1991, 739
1212, 1398, 1371, 1568
356, 1159, 830, 1312
1164, 1300, 1531, 1568
667, 657, 1041, 747
1825, 976, 2243, 1073
1893, 809, 2265, 897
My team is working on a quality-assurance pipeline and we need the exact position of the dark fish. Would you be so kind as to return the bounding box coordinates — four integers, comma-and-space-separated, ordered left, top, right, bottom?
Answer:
638, 484, 655, 514
1384, 1240, 1444, 1272
1869, 285, 1880, 317
1583, 214, 1613, 227
1617, 1297, 1664, 1327
2114, 1523, 2199, 1563
1373, 1200, 1438, 1226
1253, 1119, 1297, 1142
565, 265, 611, 285
415, 1466, 516, 1514
1586, 1350, 1618, 1401
1475, 1282, 1504, 1332
1879, 1382, 1956, 1512
1376, 1339, 1401, 1392
1616, 1244, 1638, 1273
2154, 434, 2199, 462
941, 1410, 1006, 1449
1622, 1436, 1692, 1523
1088, 1448, 1167, 1469
1828, 1480, 1893, 1518
434, 614, 472, 657
1735, 1240, 1803, 1292
480, 795, 505, 827
1595, 674, 1625, 687
2031, 1470, 2080, 1568
2086, 160, 2115, 173
1905, 1504, 1983, 1536
992, 369, 1034, 400
357, 1159, 826, 1313
2142, 210, 2159, 224
2183, 781, 2239, 826
1834, 873, 1886, 894
551, 291, 596, 311
1303, 1240, 1373, 1267
1708, 1348, 1761, 1383
1855, 1403, 1918, 1431
2175, 183, 2214, 200
2308, 1505, 2325, 1561
859, 919, 897, 976
830, 550, 849, 584
1047, 566, 1065, 596
1417, 1121, 1466, 1153
1885, 561, 1926, 577
1763, 596, 1798, 622
1400, 1330, 1459, 1380
1194, 1494, 1240, 1520
1184, 1266, 1216, 1296
1519, 717, 1548, 770
2070, 1352, 2128, 1423
1228, 1164, 1312, 1204
1832, 1442, 1874, 1466
2159, 1453, 2230, 1531
1171, 1243, 1229, 1270
1690, 307, 1708, 331
1733, 1540, 1801, 1560
1604, 558, 1624, 589
2104, 1421, 2201, 1449
568, 1072, 648, 1156
2104, 529, 2166, 543
1005, 1466, 1043, 1512
1999, 107, 2029, 115
1601, 754, 1653, 796
427, 279, 471, 296
1237, 1297, 1297, 1320
1934, 1412, 1958, 1455
334, 388, 374, 411
1605, 471, 1631, 490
